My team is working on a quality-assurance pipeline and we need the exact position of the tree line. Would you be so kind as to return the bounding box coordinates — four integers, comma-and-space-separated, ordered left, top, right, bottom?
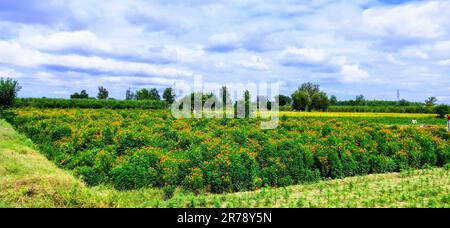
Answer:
70, 87, 176, 104
1, 77, 450, 118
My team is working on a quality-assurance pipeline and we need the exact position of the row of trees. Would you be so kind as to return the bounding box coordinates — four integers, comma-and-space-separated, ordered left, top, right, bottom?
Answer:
70, 87, 176, 104
333, 94, 436, 107
63, 82, 450, 115
2, 77, 449, 118
125, 87, 175, 104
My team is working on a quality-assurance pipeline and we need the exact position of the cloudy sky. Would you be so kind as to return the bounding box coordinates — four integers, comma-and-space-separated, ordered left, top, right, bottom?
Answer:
0, 0, 449, 103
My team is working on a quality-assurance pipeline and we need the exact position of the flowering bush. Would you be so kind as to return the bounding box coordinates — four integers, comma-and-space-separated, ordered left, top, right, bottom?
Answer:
9, 108, 450, 193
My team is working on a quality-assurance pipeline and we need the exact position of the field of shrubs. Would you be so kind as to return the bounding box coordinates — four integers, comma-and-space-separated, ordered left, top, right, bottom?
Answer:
7, 108, 450, 196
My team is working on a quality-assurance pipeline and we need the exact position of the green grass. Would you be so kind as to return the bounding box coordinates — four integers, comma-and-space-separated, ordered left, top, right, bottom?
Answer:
0, 119, 449, 208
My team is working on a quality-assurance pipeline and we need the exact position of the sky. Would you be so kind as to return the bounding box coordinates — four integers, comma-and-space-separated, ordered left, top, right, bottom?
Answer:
0, 0, 449, 103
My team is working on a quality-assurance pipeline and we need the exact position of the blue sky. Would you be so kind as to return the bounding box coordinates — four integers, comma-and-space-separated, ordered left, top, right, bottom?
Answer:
0, 0, 449, 103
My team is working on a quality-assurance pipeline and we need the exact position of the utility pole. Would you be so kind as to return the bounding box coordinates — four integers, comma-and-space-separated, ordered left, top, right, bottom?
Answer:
397, 89, 400, 101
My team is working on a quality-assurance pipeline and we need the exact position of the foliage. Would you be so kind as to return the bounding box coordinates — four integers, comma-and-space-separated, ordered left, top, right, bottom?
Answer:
97, 86, 109, 100
0, 78, 21, 110
330, 95, 338, 106
335, 99, 424, 107
275, 95, 292, 107
149, 88, 161, 101
328, 105, 435, 114
434, 104, 450, 118
125, 88, 135, 100
220, 86, 232, 111
355, 95, 367, 106
163, 88, 176, 104
310, 92, 330, 111
9, 108, 450, 194
426, 97, 438, 107
177, 92, 217, 111
13, 98, 167, 109
70, 90, 90, 99
291, 82, 329, 111
135, 88, 161, 101
292, 90, 310, 111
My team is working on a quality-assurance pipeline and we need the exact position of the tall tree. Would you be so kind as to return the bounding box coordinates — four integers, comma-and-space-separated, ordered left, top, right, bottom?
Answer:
299, 82, 320, 97
97, 86, 109, 100
0, 78, 21, 110
149, 88, 161, 101
355, 95, 366, 106
292, 82, 329, 112
425, 96, 437, 107
163, 87, 175, 104
125, 88, 135, 100
235, 90, 252, 118
219, 86, 232, 108
136, 88, 150, 100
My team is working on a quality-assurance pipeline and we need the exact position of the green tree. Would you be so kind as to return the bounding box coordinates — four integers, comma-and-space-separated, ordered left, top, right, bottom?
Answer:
149, 88, 161, 101
0, 78, 21, 111
234, 90, 252, 118
425, 96, 437, 107
125, 88, 135, 100
136, 88, 150, 100
434, 104, 450, 118
398, 99, 408, 106
163, 87, 175, 104
219, 86, 232, 109
244, 90, 251, 118
355, 95, 366, 106
299, 82, 320, 97
178, 92, 215, 111
292, 82, 329, 112
275, 95, 292, 106
70, 90, 89, 99
311, 92, 330, 111
97, 86, 109, 100
292, 90, 310, 111
330, 95, 338, 106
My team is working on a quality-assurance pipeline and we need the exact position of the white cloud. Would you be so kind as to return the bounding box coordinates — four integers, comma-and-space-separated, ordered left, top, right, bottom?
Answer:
241, 55, 268, 70
20, 30, 110, 53
0, 40, 193, 77
206, 33, 241, 52
340, 64, 370, 83
0, 68, 23, 78
280, 47, 329, 66
362, 1, 449, 39
0, 0, 450, 102
437, 59, 450, 66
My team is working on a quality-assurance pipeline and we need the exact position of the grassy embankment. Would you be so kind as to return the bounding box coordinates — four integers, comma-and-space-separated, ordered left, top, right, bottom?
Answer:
0, 119, 449, 208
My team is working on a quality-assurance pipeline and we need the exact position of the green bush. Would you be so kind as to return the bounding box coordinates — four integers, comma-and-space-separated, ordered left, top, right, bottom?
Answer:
434, 104, 450, 118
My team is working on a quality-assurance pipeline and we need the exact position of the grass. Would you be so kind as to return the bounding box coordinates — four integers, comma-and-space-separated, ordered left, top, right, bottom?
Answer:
0, 120, 108, 208
0, 119, 449, 208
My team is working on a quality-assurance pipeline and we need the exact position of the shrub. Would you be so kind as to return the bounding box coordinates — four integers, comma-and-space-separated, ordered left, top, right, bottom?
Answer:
8, 108, 450, 194
434, 104, 450, 118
